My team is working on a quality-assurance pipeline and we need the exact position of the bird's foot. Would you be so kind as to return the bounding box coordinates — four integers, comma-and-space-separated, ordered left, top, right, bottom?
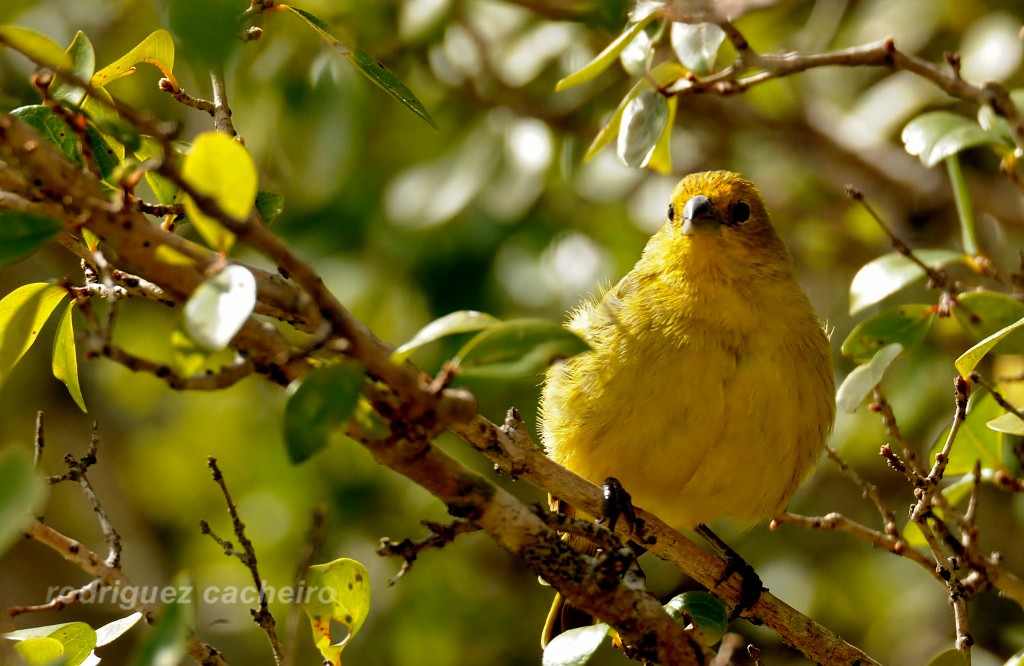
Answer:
600, 476, 642, 536
695, 523, 764, 620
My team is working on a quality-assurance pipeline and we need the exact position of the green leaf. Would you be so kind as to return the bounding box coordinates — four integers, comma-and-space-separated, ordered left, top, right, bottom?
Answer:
0, 447, 46, 556
392, 310, 500, 363
955, 315, 1024, 379
952, 290, 1024, 353
835, 343, 903, 414
931, 391, 1004, 476
170, 328, 208, 377
925, 647, 969, 666
255, 191, 285, 226
280, 5, 437, 130
455, 319, 590, 379
129, 580, 192, 666
670, 22, 725, 76
0, 211, 63, 265
136, 136, 179, 205
0, 25, 74, 70
12, 105, 81, 166
183, 265, 257, 352
555, 14, 657, 91
902, 111, 1002, 168
617, 88, 669, 168
51, 31, 96, 107
284, 360, 366, 463
841, 304, 934, 363
0, 282, 67, 390
92, 29, 176, 89
303, 558, 371, 664
541, 623, 609, 666
1003, 647, 1024, 666
92, 115, 141, 154
181, 131, 258, 252
52, 301, 86, 413
849, 250, 965, 315
987, 411, 1024, 435
977, 90, 1024, 146
664, 591, 728, 646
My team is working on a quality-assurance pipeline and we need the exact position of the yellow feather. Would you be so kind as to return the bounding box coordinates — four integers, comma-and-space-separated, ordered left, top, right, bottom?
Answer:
539, 170, 835, 529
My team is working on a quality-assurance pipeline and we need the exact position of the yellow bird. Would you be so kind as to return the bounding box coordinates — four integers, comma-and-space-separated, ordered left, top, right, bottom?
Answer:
539, 170, 835, 642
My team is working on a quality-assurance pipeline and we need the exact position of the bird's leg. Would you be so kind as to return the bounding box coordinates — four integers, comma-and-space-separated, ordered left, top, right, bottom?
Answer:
694, 523, 764, 620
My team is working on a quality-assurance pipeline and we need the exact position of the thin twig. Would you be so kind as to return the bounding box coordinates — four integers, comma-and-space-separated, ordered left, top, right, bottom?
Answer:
202, 457, 284, 665
378, 519, 481, 585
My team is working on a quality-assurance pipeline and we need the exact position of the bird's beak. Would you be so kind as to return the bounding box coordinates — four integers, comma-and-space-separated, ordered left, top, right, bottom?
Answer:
681, 195, 722, 235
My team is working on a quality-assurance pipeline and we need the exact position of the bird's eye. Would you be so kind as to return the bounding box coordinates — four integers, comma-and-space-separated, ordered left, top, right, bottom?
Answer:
731, 201, 750, 225
667, 203, 675, 222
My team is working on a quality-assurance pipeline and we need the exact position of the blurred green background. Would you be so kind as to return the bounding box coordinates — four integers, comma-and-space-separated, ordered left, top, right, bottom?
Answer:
2, 0, 1024, 664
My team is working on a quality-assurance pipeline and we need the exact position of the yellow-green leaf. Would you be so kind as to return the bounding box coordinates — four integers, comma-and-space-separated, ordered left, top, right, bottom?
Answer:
0, 211, 63, 265
952, 290, 1024, 353
664, 591, 728, 646
52, 301, 86, 413
13, 636, 64, 665
181, 132, 258, 252
835, 343, 903, 414
955, 315, 1024, 379
987, 411, 1024, 435
841, 304, 934, 363
92, 29, 177, 89
645, 95, 676, 173
0, 283, 67, 390
556, 14, 657, 92
0, 25, 73, 70
931, 391, 1004, 476
303, 558, 371, 665
51, 31, 95, 107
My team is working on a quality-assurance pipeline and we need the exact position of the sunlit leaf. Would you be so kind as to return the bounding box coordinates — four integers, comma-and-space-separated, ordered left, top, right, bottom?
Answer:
902, 111, 1002, 168
0, 211, 63, 265
0, 282, 67, 390
670, 22, 725, 75
931, 391, 1004, 476
392, 310, 500, 362
455, 319, 590, 379
92, 116, 140, 154
841, 304, 934, 363
849, 250, 965, 315
284, 360, 365, 463
95, 612, 143, 648
303, 558, 371, 665
664, 591, 728, 646
0, 25, 73, 70
128, 580, 192, 666
619, 22, 656, 76
555, 13, 657, 91
51, 31, 95, 107
986, 411, 1024, 435
0, 447, 46, 556
952, 290, 1024, 354
955, 315, 1024, 379
582, 61, 684, 162
183, 265, 257, 352
52, 301, 86, 413
617, 88, 668, 168
255, 191, 285, 226
835, 344, 903, 414
13, 636, 64, 664
170, 328, 207, 377
280, 5, 437, 130
181, 131, 258, 252
47, 622, 96, 666
542, 623, 609, 666
92, 29, 176, 89
646, 95, 676, 174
